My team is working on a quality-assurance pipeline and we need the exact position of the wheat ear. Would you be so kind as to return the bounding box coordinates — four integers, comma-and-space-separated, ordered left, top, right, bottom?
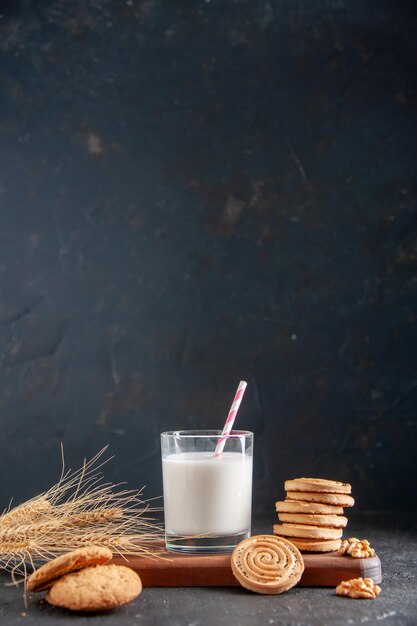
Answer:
0, 447, 164, 580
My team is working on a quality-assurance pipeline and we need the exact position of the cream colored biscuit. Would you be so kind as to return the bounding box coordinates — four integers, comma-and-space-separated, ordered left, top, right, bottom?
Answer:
273, 523, 343, 540
276, 500, 344, 515
45, 564, 142, 612
274, 536, 342, 552
27, 546, 113, 593
287, 491, 355, 507
231, 535, 304, 595
278, 513, 348, 528
285, 478, 351, 494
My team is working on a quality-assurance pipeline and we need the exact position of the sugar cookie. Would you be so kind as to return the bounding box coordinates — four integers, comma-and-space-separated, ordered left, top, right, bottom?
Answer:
287, 491, 355, 507
45, 565, 142, 611
273, 523, 343, 540
231, 535, 304, 595
278, 513, 348, 528
275, 536, 342, 552
27, 547, 113, 593
285, 478, 351, 494
276, 500, 344, 515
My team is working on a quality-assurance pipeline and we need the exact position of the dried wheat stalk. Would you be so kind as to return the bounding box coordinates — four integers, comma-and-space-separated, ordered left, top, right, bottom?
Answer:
0, 446, 164, 582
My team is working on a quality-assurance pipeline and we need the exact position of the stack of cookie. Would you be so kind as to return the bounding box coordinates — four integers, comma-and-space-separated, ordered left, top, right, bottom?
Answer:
27, 546, 142, 612
273, 478, 354, 552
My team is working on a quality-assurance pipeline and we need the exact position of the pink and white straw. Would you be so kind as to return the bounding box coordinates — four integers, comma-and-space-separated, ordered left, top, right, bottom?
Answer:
214, 380, 247, 457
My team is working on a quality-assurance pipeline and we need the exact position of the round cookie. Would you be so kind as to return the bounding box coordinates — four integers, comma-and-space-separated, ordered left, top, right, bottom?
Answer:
45, 564, 142, 611
27, 546, 113, 592
231, 535, 304, 595
278, 513, 348, 528
273, 523, 343, 540
287, 491, 355, 507
276, 500, 344, 515
285, 478, 351, 494
276, 537, 342, 552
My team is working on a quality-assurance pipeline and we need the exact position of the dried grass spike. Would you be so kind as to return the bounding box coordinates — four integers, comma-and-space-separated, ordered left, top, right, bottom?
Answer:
0, 498, 50, 527
66, 508, 123, 527
0, 447, 163, 582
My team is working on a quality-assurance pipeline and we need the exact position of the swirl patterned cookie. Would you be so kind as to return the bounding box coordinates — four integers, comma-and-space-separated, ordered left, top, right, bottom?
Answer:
231, 535, 304, 594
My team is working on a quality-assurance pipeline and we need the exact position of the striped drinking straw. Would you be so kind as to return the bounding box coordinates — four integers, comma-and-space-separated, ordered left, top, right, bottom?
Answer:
214, 380, 248, 457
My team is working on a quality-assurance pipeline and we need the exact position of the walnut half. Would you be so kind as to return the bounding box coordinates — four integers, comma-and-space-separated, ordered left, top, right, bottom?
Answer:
338, 537, 376, 558
336, 577, 381, 599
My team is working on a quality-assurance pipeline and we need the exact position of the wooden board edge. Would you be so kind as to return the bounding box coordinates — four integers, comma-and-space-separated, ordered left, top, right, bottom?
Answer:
112, 553, 382, 588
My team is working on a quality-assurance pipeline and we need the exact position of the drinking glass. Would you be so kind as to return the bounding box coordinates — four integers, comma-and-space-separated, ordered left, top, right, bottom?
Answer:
161, 430, 253, 554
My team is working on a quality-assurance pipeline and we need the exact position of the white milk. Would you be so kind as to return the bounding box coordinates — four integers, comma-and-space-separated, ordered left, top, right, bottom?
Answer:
162, 451, 252, 535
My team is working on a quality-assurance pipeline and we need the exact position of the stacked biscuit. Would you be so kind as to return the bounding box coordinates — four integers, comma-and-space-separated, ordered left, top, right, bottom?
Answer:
273, 478, 354, 552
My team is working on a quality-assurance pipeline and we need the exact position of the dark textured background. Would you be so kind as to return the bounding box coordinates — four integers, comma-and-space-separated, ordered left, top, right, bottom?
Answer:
0, 0, 416, 513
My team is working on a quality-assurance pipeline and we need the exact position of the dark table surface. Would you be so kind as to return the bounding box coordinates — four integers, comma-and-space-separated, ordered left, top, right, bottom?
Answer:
0, 0, 416, 517
0, 513, 415, 626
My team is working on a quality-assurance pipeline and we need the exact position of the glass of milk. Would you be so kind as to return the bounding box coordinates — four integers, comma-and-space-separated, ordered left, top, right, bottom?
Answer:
161, 430, 253, 553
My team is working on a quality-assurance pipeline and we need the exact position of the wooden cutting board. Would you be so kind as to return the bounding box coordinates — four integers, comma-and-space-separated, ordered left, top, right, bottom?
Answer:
113, 550, 382, 587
